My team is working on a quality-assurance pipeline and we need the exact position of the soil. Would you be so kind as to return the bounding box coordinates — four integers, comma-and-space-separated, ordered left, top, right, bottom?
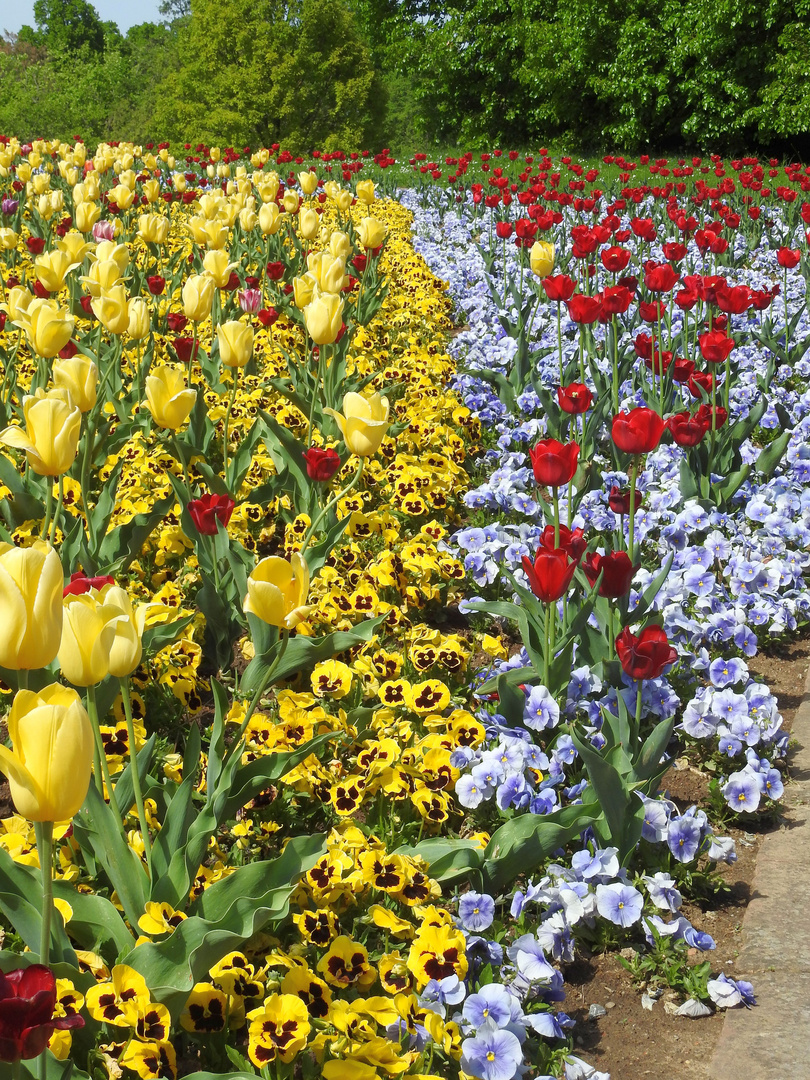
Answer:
565, 628, 810, 1079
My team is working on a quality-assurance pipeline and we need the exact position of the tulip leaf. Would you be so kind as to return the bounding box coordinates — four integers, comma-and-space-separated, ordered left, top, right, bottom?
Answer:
97, 492, 174, 572
73, 784, 148, 928
51, 880, 135, 958
127, 834, 324, 1018
0, 848, 76, 962
482, 803, 597, 893
395, 837, 484, 889
142, 615, 197, 657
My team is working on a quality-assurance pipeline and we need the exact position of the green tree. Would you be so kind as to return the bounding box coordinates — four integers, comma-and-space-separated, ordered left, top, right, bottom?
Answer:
20, 0, 107, 55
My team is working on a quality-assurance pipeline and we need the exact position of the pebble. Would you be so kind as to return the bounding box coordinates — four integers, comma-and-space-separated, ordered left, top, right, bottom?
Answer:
605, 1001, 616, 1009
588, 1004, 608, 1020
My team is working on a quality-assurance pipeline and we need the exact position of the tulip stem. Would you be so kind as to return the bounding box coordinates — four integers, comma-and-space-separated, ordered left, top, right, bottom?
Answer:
80, 415, 97, 557
222, 369, 238, 492
34, 820, 53, 970
543, 603, 551, 689
552, 487, 560, 548
49, 474, 64, 546
299, 457, 364, 558
86, 684, 125, 836
627, 456, 640, 557
557, 303, 564, 385
121, 678, 153, 880
229, 631, 290, 759
171, 435, 192, 496
40, 482, 53, 541
634, 679, 644, 743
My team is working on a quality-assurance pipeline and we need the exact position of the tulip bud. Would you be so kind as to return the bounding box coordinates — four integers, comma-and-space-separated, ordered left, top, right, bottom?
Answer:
324, 391, 390, 458
142, 179, 161, 204
304, 294, 344, 346
529, 241, 555, 278
298, 207, 319, 242
329, 231, 352, 260
259, 202, 281, 235
243, 553, 313, 629
357, 216, 386, 250
298, 171, 318, 195
80, 258, 121, 298
293, 273, 318, 310
97, 584, 145, 678
59, 592, 123, 687
0, 228, 19, 251
91, 284, 130, 335
182, 273, 216, 321
355, 180, 375, 206
53, 354, 98, 412
4, 286, 34, 324
138, 213, 170, 245
282, 190, 300, 215
201, 251, 237, 290
127, 297, 151, 340
0, 685, 94, 821
0, 388, 81, 476
145, 365, 196, 430
238, 207, 258, 232
0, 541, 63, 670
15, 299, 75, 359
217, 319, 254, 368
94, 240, 129, 273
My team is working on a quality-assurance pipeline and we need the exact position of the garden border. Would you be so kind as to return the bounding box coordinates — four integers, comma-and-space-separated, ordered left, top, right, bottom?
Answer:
710, 656, 810, 1078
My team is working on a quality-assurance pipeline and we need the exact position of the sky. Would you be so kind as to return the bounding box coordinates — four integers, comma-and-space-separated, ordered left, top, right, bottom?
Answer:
0, 0, 165, 36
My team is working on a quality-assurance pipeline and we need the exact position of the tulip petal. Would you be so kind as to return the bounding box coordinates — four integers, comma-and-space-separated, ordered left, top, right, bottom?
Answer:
0, 745, 47, 821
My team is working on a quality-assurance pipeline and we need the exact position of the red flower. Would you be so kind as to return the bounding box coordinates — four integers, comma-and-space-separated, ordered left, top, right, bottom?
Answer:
352, 254, 368, 274
695, 402, 728, 428
698, 331, 735, 364
188, 492, 235, 535
600, 246, 631, 272
608, 486, 642, 515
616, 625, 678, 680
0, 965, 84, 1062
174, 336, 199, 364
666, 410, 711, 447
777, 247, 801, 269
600, 285, 633, 315
671, 357, 696, 384
639, 300, 666, 322
79, 295, 94, 316
662, 241, 687, 263
25, 237, 46, 256
557, 383, 593, 414
495, 221, 513, 239
266, 261, 286, 281
63, 571, 115, 597
257, 307, 279, 328
521, 547, 580, 603
611, 408, 665, 455
688, 371, 716, 398
674, 285, 699, 311
715, 284, 751, 315
583, 550, 638, 598
542, 274, 576, 302
303, 446, 341, 481
566, 294, 602, 324
631, 217, 656, 242
696, 275, 726, 304
644, 264, 680, 292
538, 524, 587, 560
529, 439, 579, 488
147, 275, 166, 295
58, 341, 78, 360
645, 349, 672, 376
167, 312, 188, 332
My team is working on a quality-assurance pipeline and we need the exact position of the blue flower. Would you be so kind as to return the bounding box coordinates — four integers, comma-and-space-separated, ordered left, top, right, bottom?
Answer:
595, 883, 644, 927
666, 815, 703, 862
460, 1021, 524, 1080
723, 768, 762, 812
524, 685, 561, 730
458, 891, 496, 933
462, 983, 515, 1029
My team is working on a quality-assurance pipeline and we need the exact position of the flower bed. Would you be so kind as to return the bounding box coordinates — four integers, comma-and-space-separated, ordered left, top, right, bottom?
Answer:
0, 138, 807, 1080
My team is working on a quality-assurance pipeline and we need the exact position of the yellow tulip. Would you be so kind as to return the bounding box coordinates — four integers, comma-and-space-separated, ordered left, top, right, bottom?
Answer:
202, 220, 230, 250
292, 273, 318, 310
197, 192, 223, 220
74, 200, 101, 233
110, 185, 135, 211
357, 216, 386, 250
16, 162, 31, 183
53, 354, 98, 412
325, 392, 390, 458
145, 366, 196, 430
298, 207, 320, 242
94, 241, 130, 274
138, 214, 170, 245
91, 284, 130, 335
282, 190, 300, 215
33, 174, 50, 197
0, 227, 18, 250
307, 252, 346, 295
356, 180, 375, 206
118, 169, 137, 191
80, 258, 121, 298
0, 388, 81, 476
329, 231, 352, 260
298, 171, 318, 195
0, 685, 93, 821
202, 250, 237, 289
97, 584, 145, 678
323, 181, 340, 202
303, 294, 344, 346
127, 297, 151, 341
173, 173, 187, 194
56, 230, 95, 265
59, 592, 124, 687
14, 299, 75, 359
529, 241, 555, 279
182, 273, 216, 321
335, 190, 354, 213
259, 202, 281, 235
0, 541, 63, 670
238, 207, 258, 232
217, 320, 254, 368
187, 216, 210, 245
34, 250, 77, 294
257, 174, 280, 202
243, 553, 313, 629
142, 179, 161, 204
3, 285, 33, 324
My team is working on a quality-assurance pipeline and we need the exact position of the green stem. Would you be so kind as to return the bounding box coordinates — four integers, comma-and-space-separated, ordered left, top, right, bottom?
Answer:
634, 679, 644, 743
557, 303, 563, 385
227, 631, 290, 762
40, 482, 53, 541
627, 456, 639, 557
222, 368, 238, 491
86, 684, 125, 835
552, 486, 560, 548
543, 602, 551, 688
34, 819, 53, 1080
171, 435, 192, 495
121, 678, 153, 879
49, 473, 64, 546
80, 413, 97, 555
611, 315, 619, 415
300, 457, 364, 556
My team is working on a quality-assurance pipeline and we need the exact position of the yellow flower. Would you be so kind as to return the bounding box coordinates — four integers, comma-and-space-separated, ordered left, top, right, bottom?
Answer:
59, 591, 125, 687
292, 272, 318, 309
310, 660, 353, 698
0, 227, 19, 250
182, 273, 215, 321
329, 230, 352, 259
0, 388, 81, 475
180, 982, 228, 1033
34, 250, 79, 293
138, 213, 170, 245
202, 249, 238, 289
335, 189, 354, 213
529, 240, 555, 278
298, 206, 320, 241
52, 354, 98, 413
325, 392, 390, 458
145, 366, 196, 430
282, 190, 300, 214
3, 285, 33, 323
298, 170, 318, 195
56, 230, 95, 265
97, 583, 146, 677
80, 258, 121, 297
356, 179, 376, 206
316, 936, 374, 988
357, 216, 386, 250
92, 283, 130, 335
14, 298, 75, 358
246, 994, 310, 1066
127, 297, 151, 340
0, 541, 62, 670
0, 685, 93, 821
243, 553, 313, 629
307, 251, 346, 294
85, 965, 151, 1026
216, 320, 254, 368
74, 201, 101, 233
303, 294, 344, 345
119, 1039, 177, 1080
259, 201, 281, 235
407, 924, 468, 988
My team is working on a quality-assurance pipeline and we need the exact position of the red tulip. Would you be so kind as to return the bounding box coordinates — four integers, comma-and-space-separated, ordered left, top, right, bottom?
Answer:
695, 275, 726, 304
666, 410, 711, 447
608, 485, 642, 515
644, 264, 680, 292
777, 247, 801, 269
26, 237, 46, 256
566, 294, 602, 324
166, 312, 188, 332
662, 241, 687, 263
495, 221, 513, 239
715, 284, 751, 315
695, 402, 728, 429
688, 371, 716, 398
257, 307, 279, 328
0, 965, 83, 1063
522, 547, 580, 603
539, 524, 587, 560
147, 275, 166, 295
583, 550, 638, 598
529, 439, 579, 488
631, 217, 656, 242
616, 625, 678, 680
557, 383, 593, 414
612, 408, 665, 455
600, 246, 631, 272
174, 336, 199, 364
542, 274, 576, 302
266, 261, 286, 281
671, 357, 696, 384
188, 492, 235, 535
63, 571, 115, 597
303, 446, 341, 481
639, 300, 666, 322
698, 331, 735, 364
600, 285, 633, 315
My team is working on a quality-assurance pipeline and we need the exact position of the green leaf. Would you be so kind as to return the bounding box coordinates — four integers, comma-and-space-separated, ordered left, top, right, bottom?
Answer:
97, 493, 174, 573
394, 837, 483, 888
482, 803, 596, 893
